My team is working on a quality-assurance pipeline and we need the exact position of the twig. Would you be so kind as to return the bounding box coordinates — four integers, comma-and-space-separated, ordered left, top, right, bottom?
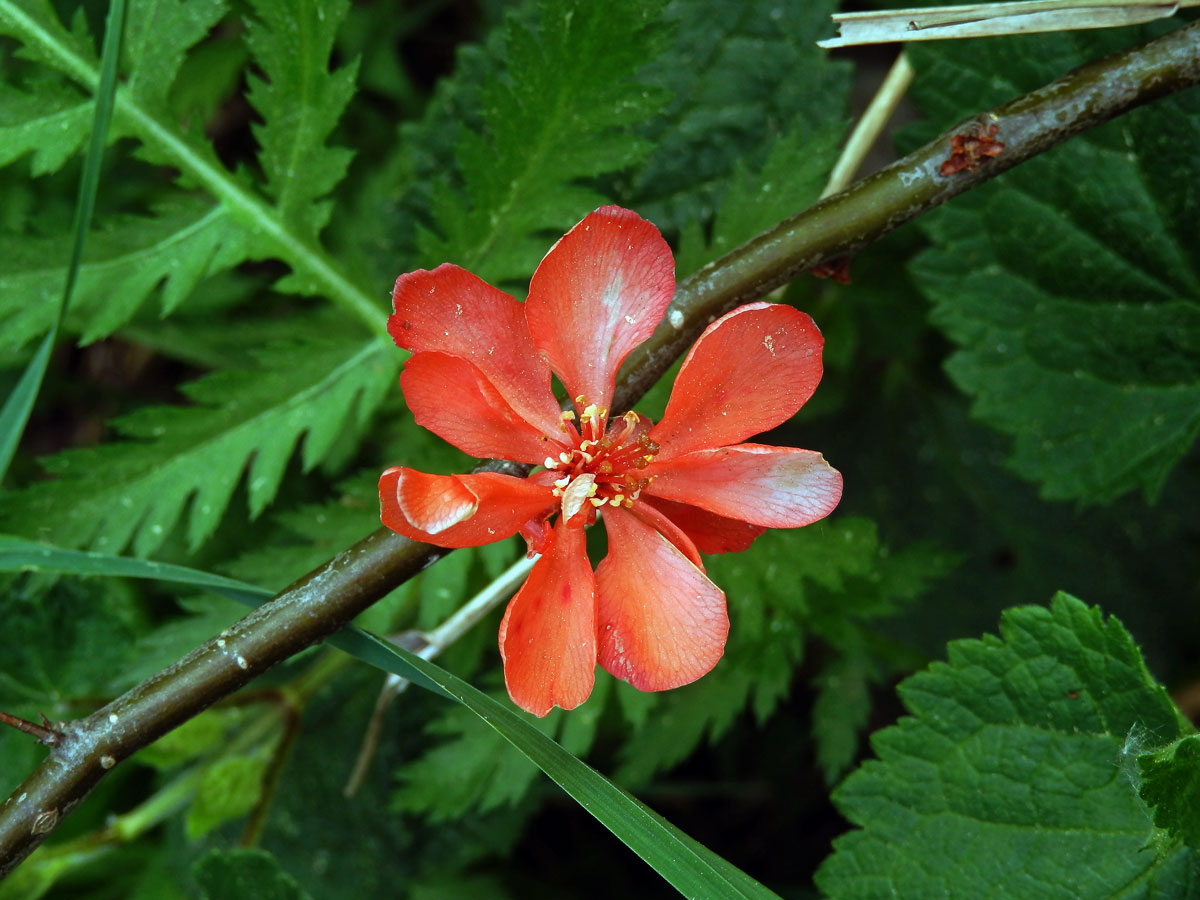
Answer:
2, 19, 1198, 876
0, 712, 63, 747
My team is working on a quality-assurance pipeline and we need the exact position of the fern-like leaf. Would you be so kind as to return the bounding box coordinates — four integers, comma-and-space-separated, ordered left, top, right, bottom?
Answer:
1, 337, 397, 555
244, 0, 357, 242
0, 199, 251, 349
412, 0, 672, 285
0, 76, 90, 174
0, 0, 382, 336
122, 0, 226, 114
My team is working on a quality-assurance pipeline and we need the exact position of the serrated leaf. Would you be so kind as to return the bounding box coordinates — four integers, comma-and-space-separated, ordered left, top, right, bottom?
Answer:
122, 0, 227, 112
244, 0, 357, 239
193, 849, 311, 900
630, 0, 851, 235
1, 337, 397, 555
675, 120, 844, 277
1139, 733, 1200, 851
0, 200, 253, 350
0, 0, 386, 335
816, 593, 1197, 900
0, 0, 98, 80
905, 28, 1200, 503
413, 0, 672, 286
0, 77, 90, 175
811, 646, 875, 786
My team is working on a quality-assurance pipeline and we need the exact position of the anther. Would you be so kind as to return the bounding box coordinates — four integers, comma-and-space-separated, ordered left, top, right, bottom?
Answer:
544, 456, 558, 469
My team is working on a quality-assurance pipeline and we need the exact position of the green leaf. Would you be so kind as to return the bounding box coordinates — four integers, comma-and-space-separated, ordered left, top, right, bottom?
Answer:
630, 0, 851, 236
0, 201, 253, 350
0, 77, 90, 175
815, 593, 1197, 900
0, 0, 386, 335
811, 646, 875, 786
243, 0, 357, 241
1139, 733, 1200, 851
905, 28, 1200, 503
393, 677, 609, 821
0, 577, 141, 704
122, 0, 227, 113
0, 534, 270, 604
193, 849, 311, 900
674, 120, 843, 277
0, 331, 53, 482
1, 337, 397, 555
186, 750, 272, 839
412, 0, 672, 286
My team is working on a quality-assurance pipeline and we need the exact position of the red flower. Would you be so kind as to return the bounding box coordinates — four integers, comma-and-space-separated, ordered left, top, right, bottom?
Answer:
380, 206, 842, 716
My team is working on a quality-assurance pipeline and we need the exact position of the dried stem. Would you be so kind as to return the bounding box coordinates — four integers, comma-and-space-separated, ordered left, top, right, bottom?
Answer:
2, 19, 1198, 876
821, 52, 915, 198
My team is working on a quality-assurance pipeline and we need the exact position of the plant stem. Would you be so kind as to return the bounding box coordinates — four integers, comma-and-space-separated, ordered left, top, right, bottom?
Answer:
2, 18, 1199, 877
820, 52, 915, 199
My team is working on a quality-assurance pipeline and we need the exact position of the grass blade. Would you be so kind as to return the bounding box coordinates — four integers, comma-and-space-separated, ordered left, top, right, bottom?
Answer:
0, 0, 127, 483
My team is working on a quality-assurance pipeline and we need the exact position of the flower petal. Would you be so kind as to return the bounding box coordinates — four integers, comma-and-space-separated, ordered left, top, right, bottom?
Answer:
625, 498, 704, 570
379, 467, 554, 547
650, 303, 824, 460
645, 444, 842, 528
499, 521, 596, 717
390, 263, 563, 436
595, 507, 728, 692
525, 206, 675, 413
402, 352, 567, 464
638, 496, 766, 555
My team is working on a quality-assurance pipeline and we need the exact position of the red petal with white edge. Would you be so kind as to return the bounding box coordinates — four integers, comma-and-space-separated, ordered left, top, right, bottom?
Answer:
639, 496, 766, 555
499, 521, 596, 716
390, 264, 563, 437
379, 467, 554, 547
525, 206, 675, 414
596, 507, 728, 692
402, 352, 566, 464
645, 444, 842, 528
650, 303, 824, 460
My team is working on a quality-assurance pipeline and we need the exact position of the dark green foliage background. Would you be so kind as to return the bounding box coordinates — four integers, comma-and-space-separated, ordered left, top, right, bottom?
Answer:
0, 1, 1197, 897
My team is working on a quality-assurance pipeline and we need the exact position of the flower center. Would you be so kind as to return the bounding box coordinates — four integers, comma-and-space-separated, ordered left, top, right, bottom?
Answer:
543, 396, 660, 521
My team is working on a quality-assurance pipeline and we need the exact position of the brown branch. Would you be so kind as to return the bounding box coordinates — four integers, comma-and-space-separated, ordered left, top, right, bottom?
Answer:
0, 712, 63, 747
2, 19, 1199, 876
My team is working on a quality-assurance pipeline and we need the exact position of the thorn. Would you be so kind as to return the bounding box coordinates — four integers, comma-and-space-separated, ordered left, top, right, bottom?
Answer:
0, 710, 64, 746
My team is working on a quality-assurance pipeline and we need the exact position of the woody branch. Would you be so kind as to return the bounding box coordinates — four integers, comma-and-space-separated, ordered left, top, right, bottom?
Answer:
1, 19, 1197, 876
